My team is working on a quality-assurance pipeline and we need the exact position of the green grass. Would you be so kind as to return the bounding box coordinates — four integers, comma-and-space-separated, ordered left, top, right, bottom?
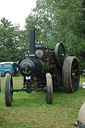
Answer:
0, 76, 85, 128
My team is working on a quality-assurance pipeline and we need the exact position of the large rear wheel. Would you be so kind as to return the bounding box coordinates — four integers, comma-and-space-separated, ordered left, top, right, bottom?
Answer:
5, 73, 13, 106
62, 56, 80, 93
46, 73, 53, 104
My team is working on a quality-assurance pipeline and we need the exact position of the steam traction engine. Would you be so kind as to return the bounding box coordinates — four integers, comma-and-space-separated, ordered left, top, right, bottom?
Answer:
5, 27, 80, 106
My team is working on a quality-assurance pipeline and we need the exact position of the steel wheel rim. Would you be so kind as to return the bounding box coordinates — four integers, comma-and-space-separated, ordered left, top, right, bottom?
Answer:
10, 76, 13, 104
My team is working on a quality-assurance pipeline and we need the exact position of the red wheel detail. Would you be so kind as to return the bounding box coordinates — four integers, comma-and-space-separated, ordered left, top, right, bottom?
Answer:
62, 56, 80, 93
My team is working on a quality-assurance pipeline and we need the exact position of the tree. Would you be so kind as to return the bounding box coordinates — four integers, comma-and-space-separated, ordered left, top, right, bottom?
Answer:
25, 0, 84, 46
0, 18, 28, 62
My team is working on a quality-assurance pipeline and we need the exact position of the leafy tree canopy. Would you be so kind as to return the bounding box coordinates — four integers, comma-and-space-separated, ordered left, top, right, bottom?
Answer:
0, 17, 28, 62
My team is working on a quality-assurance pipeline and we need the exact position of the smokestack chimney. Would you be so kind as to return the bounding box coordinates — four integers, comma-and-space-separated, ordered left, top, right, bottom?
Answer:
28, 27, 35, 57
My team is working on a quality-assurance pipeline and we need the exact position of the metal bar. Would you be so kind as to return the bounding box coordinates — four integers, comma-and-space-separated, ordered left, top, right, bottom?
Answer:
12, 88, 27, 92
12, 86, 47, 93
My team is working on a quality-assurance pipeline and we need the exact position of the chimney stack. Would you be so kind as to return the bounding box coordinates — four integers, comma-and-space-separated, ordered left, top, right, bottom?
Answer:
28, 27, 35, 57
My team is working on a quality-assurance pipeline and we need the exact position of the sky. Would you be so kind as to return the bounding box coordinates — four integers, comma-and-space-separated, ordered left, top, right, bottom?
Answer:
0, 0, 36, 29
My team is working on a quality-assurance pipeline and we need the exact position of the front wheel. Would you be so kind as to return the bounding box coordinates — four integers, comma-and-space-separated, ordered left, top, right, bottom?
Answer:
5, 73, 13, 106
62, 56, 80, 93
46, 73, 53, 104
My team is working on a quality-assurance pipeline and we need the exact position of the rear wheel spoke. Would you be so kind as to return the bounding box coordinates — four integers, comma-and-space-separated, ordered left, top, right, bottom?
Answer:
72, 81, 77, 86
73, 69, 78, 73
72, 62, 77, 69
74, 77, 78, 79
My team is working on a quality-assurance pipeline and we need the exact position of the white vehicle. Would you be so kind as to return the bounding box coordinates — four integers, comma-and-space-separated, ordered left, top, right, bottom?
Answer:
83, 69, 85, 76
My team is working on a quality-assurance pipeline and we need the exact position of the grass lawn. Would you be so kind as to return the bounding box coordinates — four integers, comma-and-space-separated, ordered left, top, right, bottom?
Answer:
0, 76, 85, 128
